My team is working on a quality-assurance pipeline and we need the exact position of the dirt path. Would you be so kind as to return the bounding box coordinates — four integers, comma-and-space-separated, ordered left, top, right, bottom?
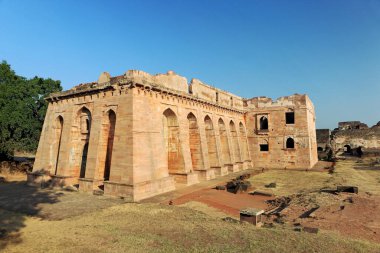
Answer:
173, 188, 273, 217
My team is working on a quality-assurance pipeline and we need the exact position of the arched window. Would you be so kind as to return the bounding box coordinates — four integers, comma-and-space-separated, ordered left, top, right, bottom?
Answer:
260, 116, 268, 130
286, 137, 295, 149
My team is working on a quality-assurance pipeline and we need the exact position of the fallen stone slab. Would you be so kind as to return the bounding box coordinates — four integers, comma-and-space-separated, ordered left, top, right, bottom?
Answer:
303, 226, 319, 234
337, 186, 358, 194
299, 206, 320, 218
249, 190, 273, 197
265, 182, 276, 188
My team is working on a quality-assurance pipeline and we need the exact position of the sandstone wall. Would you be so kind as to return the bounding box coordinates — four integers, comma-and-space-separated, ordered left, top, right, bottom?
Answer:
32, 70, 318, 201
244, 94, 318, 169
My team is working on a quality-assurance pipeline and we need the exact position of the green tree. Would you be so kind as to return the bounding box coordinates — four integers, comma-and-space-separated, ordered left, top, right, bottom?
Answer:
0, 61, 62, 159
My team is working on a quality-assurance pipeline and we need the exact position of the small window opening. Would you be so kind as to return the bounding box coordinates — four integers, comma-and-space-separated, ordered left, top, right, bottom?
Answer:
285, 112, 295, 124
260, 116, 268, 130
260, 144, 269, 151
86, 119, 90, 131
317, 147, 323, 152
286, 138, 295, 149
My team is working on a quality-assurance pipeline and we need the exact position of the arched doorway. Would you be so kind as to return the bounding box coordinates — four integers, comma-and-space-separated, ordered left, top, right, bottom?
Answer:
230, 121, 241, 162
77, 107, 91, 178
54, 116, 64, 175
103, 110, 116, 181
187, 113, 203, 171
204, 116, 218, 167
163, 109, 184, 174
218, 119, 231, 165
344, 145, 351, 154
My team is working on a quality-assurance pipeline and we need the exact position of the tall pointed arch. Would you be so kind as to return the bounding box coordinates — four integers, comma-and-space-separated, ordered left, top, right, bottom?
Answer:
163, 108, 184, 174
229, 120, 241, 162
218, 118, 231, 165
204, 116, 219, 167
187, 112, 203, 171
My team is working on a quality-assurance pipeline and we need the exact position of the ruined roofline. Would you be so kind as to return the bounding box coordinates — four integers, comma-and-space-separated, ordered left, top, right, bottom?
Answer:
47, 70, 245, 98
46, 70, 248, 113
46, 69, 312, 113
337, 120, 380, 129
46, 69, 248, 109
244, 94, 313, 109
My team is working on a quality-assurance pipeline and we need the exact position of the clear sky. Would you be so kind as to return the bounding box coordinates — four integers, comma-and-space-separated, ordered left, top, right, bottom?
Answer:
1, 0, 379, 129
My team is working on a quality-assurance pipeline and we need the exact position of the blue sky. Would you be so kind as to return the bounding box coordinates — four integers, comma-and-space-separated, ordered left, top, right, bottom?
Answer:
1, 0, 379, 129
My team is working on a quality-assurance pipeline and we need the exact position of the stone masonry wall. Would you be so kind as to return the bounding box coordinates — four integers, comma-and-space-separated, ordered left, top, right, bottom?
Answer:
31, 70, 318, 201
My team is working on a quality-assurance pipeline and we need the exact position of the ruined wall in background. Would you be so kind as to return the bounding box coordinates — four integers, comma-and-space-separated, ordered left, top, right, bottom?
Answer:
332, 122, 380, 152
316, 129, 331, 151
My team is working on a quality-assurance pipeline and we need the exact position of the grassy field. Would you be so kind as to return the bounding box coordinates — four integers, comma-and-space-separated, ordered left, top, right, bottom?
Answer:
249, 158, 380, 196
1, 159, 380, 252
2, 202, 380, 253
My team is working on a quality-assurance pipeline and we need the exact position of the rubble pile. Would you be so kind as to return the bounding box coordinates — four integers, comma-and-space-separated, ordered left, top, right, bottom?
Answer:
217, 173, 252, 194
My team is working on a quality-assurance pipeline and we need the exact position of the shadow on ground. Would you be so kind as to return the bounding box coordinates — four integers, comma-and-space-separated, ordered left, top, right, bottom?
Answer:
0, 181, 61, 250
0, 178, 126, 250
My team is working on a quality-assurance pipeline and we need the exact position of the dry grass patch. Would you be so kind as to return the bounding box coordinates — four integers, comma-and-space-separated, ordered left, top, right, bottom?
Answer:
2, 203, 380, 253
249, 159, 380, 196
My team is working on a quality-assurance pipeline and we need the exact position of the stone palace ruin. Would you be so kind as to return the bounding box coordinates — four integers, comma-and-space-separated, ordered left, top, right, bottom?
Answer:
28, 70, 318, 201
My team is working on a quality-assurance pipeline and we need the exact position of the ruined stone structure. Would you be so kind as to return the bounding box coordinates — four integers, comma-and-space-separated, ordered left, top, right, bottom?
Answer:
29, 70, 318, 201
316, 129, 331, 151
330, 121, 380, 155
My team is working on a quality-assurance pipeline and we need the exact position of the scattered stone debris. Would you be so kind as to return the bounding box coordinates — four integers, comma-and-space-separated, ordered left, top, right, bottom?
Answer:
265, 196, 291, 214
225, 174, 252, 194
265, 182, 276, 188
273, 215, 285, 224
299, 206, 320, 218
